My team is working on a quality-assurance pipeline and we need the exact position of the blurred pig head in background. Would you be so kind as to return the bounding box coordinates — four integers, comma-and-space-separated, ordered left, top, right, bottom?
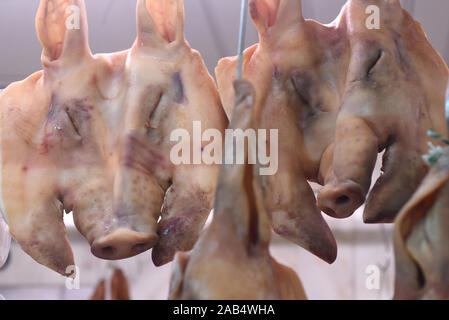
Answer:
317, 0, 448, 223
0, 0, 227, 275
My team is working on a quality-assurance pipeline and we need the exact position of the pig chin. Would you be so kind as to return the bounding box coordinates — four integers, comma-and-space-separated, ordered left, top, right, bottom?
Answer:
69, 170, 162, 260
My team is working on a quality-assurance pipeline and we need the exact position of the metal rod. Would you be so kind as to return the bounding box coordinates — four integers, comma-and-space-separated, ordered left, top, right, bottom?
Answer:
236, 0, 248, 80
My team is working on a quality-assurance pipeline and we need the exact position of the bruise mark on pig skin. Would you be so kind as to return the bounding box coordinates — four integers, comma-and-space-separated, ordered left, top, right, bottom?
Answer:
158, 190, 209, 239
159, 217, 182, 237
123, 135, 170, 176
40, 130, 56, 155
172, 72, 186, 104
69, 98, 94, 116
156, 211, 201, 257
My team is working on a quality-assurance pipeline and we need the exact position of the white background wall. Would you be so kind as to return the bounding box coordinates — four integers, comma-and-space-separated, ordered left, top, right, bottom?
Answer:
0, 0, 449, 87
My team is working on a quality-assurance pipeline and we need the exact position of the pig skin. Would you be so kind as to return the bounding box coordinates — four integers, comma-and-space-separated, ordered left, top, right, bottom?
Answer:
216, 0, 448, 264
0, 0, 227, 275
318, 0, 448, 224
169, 80, 307, 300
394, 148, 449, 300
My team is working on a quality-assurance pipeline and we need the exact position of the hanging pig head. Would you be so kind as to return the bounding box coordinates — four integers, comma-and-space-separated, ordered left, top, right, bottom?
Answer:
317, 0, 448, 223
0, 0, 227, 275
394, 148, 449, 300
169, 80, 307, 300
216, 0, 348, 263
217, 0, 448, 263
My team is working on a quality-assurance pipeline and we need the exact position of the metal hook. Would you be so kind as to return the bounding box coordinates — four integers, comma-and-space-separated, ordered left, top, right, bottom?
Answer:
236, 0, 249, 80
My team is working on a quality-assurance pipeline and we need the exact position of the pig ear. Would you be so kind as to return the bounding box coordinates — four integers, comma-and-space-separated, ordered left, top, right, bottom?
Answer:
136, 0, 184, 47
249, 0, 303, 37
110, 269, 131, 300
394, 151, 449, 298
90, 280, 106, 300
36, 0, 91, 64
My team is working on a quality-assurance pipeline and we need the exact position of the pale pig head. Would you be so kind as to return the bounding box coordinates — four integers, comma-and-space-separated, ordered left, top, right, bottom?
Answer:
0, 0, 227, 274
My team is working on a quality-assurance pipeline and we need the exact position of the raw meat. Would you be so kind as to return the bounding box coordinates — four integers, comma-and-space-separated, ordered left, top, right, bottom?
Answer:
0, 0, 227, 274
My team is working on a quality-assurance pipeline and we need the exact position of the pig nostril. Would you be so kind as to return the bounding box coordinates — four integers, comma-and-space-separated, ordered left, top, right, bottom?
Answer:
321, 206, 336, 217
101, 246, 117, 256
336, 195, 350, 205
91, 229, 158, 260
318, 181, 366, 219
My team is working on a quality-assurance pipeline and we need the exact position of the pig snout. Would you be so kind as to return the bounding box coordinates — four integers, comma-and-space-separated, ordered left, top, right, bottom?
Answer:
72, 168, 163, 260
317, 179, 366, 219
91, 228, 157, 260
317, 117, 378, 218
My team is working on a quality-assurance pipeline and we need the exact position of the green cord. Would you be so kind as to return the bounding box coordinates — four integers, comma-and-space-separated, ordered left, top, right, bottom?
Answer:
423, 129, 449, 164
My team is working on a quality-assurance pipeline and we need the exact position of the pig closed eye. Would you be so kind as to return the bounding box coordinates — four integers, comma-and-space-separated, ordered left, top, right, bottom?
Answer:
65, 108, 81, 137
144, 91, 163, 130
366, 50, 384, 76
291, 77, 310, 107
291, 77, 322, 121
